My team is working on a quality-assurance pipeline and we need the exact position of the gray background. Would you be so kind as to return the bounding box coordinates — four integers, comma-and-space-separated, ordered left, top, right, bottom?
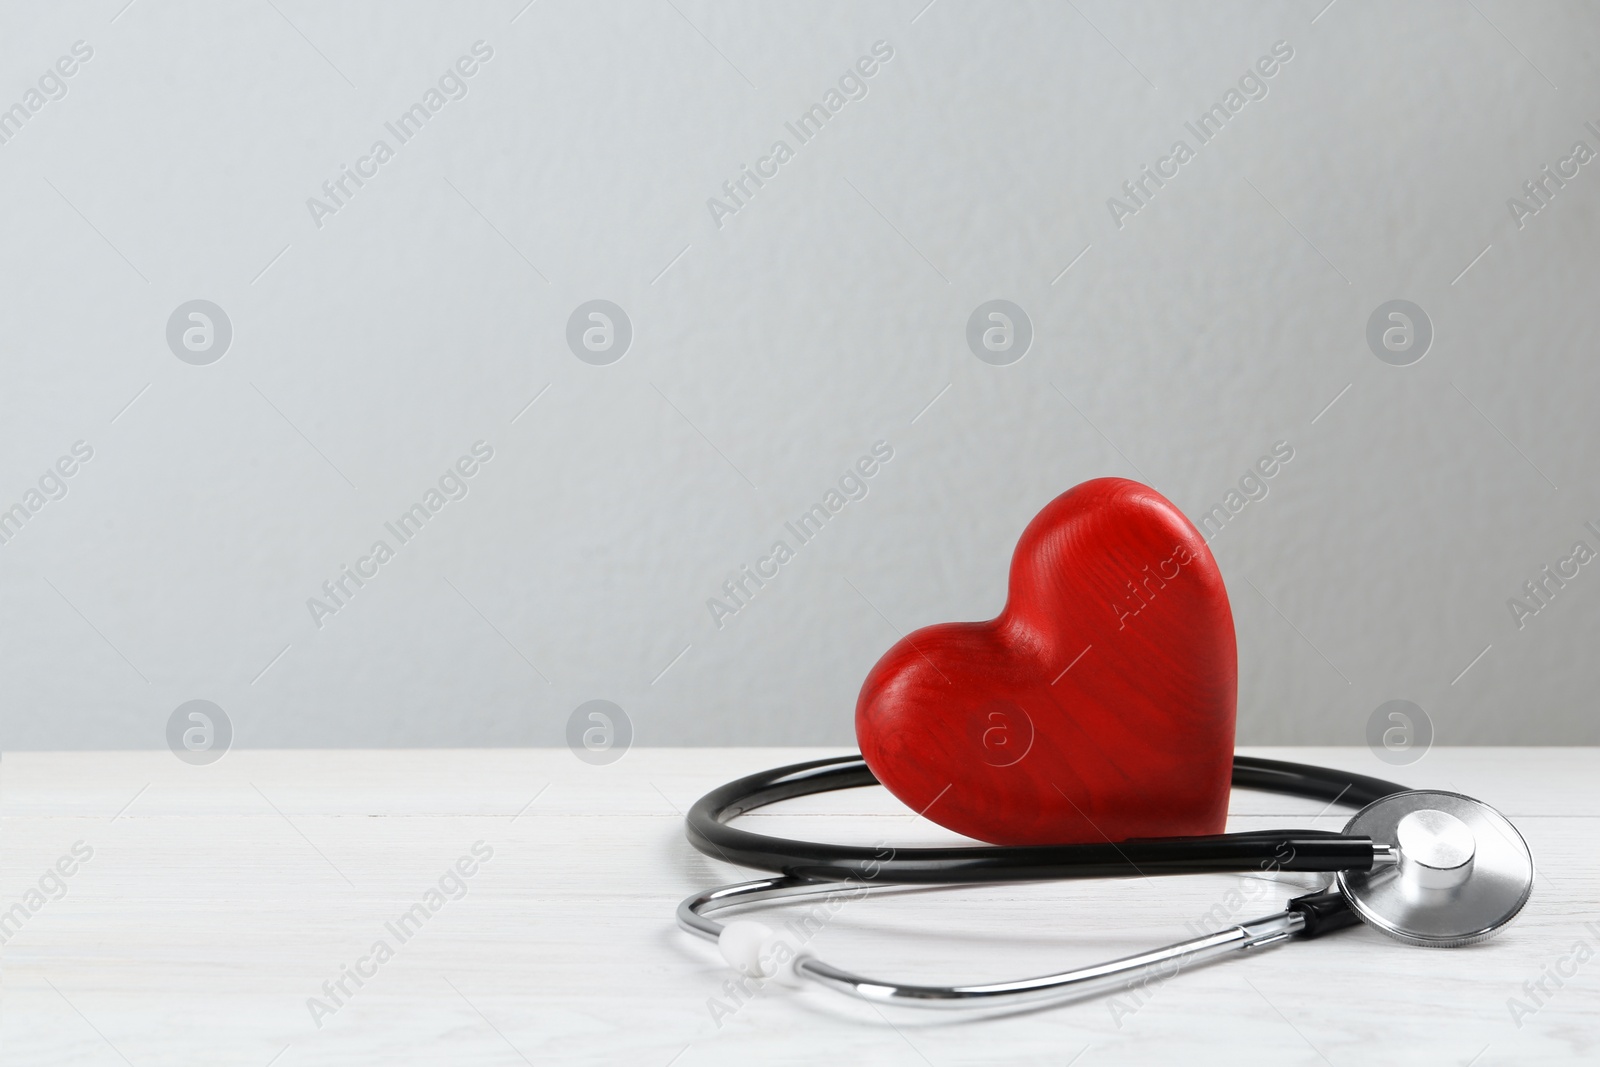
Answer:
1, 0, 1596, 750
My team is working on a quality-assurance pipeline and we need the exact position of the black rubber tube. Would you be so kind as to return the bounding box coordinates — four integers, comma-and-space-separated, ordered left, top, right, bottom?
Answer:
685, 754, 1410, 885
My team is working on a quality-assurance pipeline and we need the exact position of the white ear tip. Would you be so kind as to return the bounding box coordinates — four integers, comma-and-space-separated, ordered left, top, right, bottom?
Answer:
718, 920, 777, 976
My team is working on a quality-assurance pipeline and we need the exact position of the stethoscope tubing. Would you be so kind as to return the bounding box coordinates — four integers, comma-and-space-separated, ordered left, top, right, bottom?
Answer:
685, 754, 1410, 885
678, 753, 1412, 1012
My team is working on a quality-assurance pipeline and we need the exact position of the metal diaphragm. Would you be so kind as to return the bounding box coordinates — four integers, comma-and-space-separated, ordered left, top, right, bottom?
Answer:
1338, 790, 1533, 948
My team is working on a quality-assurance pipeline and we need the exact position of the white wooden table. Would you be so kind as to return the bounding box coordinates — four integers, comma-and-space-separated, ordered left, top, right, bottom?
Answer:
2, 747, 1595, 1065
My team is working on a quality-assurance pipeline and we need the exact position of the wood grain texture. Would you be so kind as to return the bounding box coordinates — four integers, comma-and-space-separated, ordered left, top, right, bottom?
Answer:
1, 747, 1596, 1066
857, 479, 1237, 845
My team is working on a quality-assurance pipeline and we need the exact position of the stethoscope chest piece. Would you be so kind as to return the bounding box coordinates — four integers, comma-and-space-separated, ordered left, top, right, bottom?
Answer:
1337, 790, 1534, 948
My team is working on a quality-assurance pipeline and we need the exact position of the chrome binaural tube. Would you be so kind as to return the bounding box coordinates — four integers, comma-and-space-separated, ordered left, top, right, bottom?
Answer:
680, 876, 1305, 1011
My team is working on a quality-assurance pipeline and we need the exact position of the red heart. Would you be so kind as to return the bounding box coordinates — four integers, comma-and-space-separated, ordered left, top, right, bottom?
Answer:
855, 478, 1237, 846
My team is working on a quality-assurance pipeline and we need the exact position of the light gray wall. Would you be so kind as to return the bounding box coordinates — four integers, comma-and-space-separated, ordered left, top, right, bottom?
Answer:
2, 0, 1596, 751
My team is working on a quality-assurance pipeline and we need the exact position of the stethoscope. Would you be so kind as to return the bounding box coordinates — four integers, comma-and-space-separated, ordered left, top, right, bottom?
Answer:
677, 754, 1534, 1012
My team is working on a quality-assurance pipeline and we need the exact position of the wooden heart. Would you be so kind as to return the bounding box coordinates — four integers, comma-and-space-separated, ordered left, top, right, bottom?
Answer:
856, 478, 1237, 846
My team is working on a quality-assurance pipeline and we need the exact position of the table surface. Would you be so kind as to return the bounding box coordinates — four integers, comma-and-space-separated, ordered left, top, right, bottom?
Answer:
2, 746, 1596, 1066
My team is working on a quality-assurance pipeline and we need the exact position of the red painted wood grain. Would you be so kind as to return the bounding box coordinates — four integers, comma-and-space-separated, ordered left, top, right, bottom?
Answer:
856, 478, 1237, 846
